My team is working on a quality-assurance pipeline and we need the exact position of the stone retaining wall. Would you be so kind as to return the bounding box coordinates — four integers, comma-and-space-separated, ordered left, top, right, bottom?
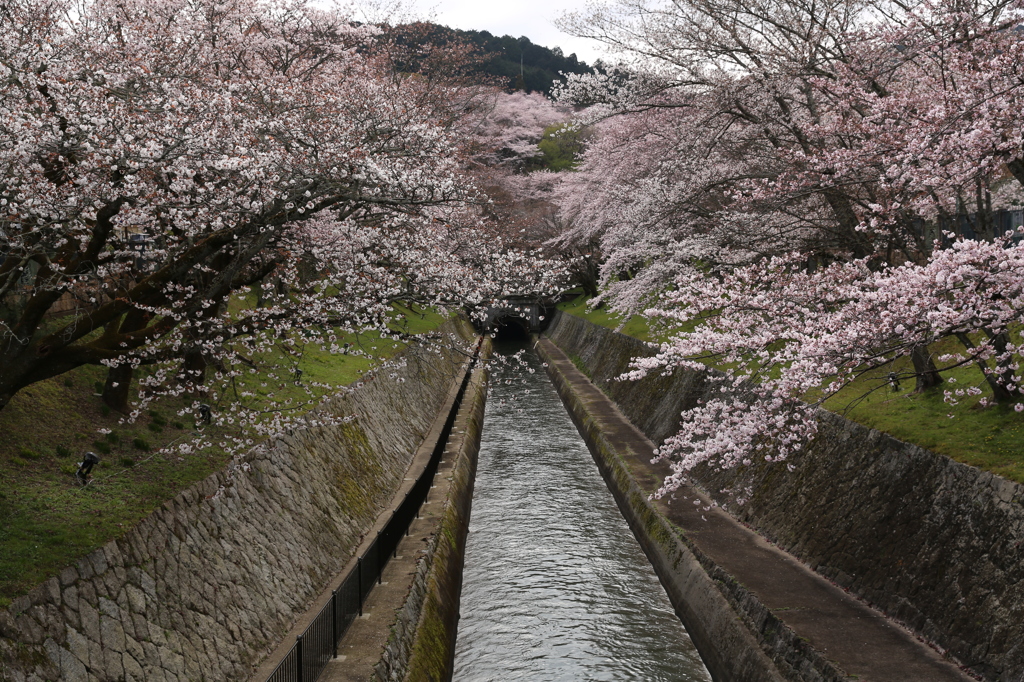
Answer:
545, 311, 1024, 682
0, 320, 476, 682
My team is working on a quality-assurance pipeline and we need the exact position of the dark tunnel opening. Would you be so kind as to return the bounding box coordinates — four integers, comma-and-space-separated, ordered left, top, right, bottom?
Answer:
490, 317, 532, 342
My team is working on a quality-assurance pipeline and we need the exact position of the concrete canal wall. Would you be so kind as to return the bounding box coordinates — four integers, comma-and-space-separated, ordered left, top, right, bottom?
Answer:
373, 355, 488, 682
544, 311, 1024, 682
0, 320, 477, 682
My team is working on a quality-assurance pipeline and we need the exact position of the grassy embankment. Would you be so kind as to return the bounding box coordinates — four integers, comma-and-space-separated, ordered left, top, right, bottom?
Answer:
556, 295, 1024, 483
0, 305, 447, 606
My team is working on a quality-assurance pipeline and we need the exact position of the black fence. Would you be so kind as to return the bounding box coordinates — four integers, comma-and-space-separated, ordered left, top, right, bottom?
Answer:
265, 346, 480, 682
915, 208, 1024, 247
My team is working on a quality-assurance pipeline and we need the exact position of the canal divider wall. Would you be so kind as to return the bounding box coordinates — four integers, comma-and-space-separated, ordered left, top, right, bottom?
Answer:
543, 310, 1024, 681
373, 343, 488, 682
537, 336, 818, 682
0, 319, 477, 682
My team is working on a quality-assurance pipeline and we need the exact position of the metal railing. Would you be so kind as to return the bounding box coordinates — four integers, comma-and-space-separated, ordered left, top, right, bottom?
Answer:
265, 346, 479, 682
915, 208, 1024, 247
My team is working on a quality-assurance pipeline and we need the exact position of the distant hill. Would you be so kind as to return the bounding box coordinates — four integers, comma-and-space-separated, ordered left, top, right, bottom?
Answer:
454, 28, 595, 94
387, 23, 595, 95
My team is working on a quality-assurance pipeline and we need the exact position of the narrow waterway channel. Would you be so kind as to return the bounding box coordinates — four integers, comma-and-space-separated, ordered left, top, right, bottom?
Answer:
453, 339, 711, 681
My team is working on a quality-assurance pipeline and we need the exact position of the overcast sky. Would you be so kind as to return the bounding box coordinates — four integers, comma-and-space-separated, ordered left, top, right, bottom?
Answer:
410, 0, 607, 66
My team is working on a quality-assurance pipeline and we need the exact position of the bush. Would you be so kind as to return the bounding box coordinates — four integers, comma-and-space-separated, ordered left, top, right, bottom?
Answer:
18, 447, 41, 461
55, 445, 72, 458
147, 422, 163, 433
91, 441, 112, 455
105, 431, 119, 444
149, 410, 167, 427
132, 438, 151, 451
63, 378, 74, 388
119, 457, 135, 467
100, 405, 111, 417
172, 421, 185, 430
93, 381, 103, 394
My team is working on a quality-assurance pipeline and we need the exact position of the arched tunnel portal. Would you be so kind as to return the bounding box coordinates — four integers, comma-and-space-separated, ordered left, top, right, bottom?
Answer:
489, 315, 532, 341
480, 297, 553, 340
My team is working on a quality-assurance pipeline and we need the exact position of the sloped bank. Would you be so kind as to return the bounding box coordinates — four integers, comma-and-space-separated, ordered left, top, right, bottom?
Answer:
0, 320, 477, 682
545, 311, 1024, 682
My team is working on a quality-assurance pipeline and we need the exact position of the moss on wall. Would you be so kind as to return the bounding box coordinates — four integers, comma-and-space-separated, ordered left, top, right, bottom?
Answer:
375, 358, 488, 682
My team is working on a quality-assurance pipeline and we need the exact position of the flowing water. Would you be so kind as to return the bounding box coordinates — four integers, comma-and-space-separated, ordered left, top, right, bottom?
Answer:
453, 340, 711, 681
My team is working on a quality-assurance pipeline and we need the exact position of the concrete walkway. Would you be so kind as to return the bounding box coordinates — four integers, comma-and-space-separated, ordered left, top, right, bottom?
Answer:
319, 452, 461, 682
248, 357, 473, 682
538, 337, 972, 682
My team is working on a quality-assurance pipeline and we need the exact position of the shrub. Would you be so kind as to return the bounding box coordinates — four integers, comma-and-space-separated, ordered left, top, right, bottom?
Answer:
18, 447, 41, 460
132, 438, 151, 451
55, 445, 72, 458
91, 441, 112, 455
105, 431, 119, 444
119, 457, 135, 467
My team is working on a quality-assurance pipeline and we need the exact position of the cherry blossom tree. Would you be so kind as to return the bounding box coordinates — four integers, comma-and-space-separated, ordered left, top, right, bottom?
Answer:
458, 89, 598, 291
631, 234, 1024, 495
548, 0, 1024, 486
463, 90, 571, 172
759, 0, 1024, 243
0, 0, 563, 431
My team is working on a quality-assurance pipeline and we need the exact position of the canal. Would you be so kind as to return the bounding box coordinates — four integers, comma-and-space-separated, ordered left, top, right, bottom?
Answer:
453, 340, 711, 681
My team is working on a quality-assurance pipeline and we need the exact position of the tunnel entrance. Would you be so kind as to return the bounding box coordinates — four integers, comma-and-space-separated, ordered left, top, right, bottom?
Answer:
481, 297, 552, 337
489, 316, 531, 342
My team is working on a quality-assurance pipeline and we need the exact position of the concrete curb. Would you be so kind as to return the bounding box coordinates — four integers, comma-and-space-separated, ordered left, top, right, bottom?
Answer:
544, 310, 1011, 680
373, 341, 490, 682
248, 323, 479, 682
538, 330, 971, 682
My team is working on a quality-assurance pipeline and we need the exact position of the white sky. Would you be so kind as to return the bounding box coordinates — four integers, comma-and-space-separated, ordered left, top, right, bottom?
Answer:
410, 0, 607, 66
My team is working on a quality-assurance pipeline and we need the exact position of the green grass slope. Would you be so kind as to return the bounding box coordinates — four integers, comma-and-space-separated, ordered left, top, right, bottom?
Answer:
0, 306, 447, 605
556, 295, 1024, 483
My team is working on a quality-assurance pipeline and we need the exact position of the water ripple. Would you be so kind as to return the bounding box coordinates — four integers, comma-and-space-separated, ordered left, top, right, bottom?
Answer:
453, 342, 711, 682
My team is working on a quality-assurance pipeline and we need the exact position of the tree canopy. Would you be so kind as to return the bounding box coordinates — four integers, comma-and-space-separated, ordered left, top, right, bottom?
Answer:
549, 0, 1024, 491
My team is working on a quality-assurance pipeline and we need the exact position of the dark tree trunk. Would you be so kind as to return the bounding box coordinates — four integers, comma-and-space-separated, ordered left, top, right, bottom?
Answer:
100, 308, 152, 413
984, 328, 1022, 401
956, 332, 1016, 403
910, 344, 943, 393
1005, 158, 1024, 189
102, 363, 134, 413
182, 348, 207, 393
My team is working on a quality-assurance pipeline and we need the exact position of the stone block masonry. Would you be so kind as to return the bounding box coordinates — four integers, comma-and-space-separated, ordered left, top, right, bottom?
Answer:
0, 320, 477, 682
546, 310, 1024, 682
